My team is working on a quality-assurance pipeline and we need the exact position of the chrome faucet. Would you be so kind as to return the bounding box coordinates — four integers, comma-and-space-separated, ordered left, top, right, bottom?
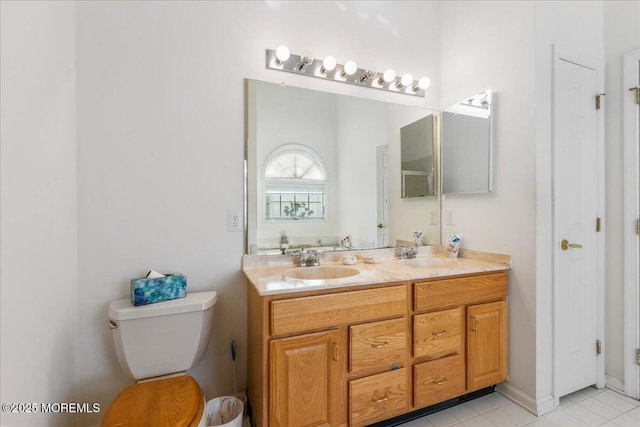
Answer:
396, 245, 418, 259
289, 249, 322, 267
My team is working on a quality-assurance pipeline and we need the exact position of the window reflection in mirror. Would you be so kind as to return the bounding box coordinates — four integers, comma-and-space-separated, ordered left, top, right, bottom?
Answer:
264, 145, 327, 221
441, 90, 493, 194
245, 79, 441, 255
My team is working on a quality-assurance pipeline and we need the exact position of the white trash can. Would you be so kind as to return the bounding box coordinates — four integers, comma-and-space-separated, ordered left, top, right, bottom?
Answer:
205, 396, 244, 427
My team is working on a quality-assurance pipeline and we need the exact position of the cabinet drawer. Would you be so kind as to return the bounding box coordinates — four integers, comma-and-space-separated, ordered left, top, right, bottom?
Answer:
349, 368, 408, 427
414, 271, 507, 312
414, 355, 465, 408
350, 318, 406, 374
271, 285, 406, 336
414, 307, 462, 360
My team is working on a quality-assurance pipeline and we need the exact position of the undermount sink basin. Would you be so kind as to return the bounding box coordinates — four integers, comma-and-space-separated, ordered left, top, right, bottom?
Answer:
283, 266, 360, 280
403, 258, 459, 269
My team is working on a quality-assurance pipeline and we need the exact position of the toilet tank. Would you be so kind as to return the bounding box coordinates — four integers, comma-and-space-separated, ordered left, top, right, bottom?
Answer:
108, 291, 217, 380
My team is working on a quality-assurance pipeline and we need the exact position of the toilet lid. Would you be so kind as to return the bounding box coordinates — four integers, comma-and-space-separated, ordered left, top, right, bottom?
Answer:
100, 375, 204, 427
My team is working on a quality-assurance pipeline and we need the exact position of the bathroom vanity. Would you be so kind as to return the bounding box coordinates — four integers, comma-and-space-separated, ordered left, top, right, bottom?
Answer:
243, 250, 510, 427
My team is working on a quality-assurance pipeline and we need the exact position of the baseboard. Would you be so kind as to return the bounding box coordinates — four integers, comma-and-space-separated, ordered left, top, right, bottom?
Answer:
496, 382, 556, 416
605, 374, 625, 394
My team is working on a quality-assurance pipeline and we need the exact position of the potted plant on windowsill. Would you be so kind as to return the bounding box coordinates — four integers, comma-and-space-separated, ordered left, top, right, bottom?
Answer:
283, 201, 314, 220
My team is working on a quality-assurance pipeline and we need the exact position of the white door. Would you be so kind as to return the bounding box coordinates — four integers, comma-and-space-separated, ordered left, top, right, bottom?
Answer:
554, 57, 601, 398
623, 48, 640, 400
376, 145, 389, 247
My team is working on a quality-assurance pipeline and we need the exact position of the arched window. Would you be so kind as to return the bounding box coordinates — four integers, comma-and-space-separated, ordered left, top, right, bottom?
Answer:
263, 145, 327, 221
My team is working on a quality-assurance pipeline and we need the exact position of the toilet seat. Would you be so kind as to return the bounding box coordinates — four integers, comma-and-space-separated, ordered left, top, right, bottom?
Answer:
100, 375, 204, 427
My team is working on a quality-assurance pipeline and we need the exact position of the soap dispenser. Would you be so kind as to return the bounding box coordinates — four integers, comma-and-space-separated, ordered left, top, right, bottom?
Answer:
280, 232, 289, 254
447, 234, 462, 258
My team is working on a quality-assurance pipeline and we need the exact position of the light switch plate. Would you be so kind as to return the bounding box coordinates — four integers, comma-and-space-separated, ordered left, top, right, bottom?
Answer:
430, 210, 439, 225
446, 210, 455, 226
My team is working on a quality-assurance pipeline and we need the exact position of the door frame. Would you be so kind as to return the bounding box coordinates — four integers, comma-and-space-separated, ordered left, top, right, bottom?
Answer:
376, 144, 390, 247
623, 47, 640, 400
552, 44, 606, 405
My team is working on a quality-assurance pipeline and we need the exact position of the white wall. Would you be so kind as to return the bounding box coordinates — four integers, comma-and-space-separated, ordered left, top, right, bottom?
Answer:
603, 0, 640, 388
75, 1, 441, 425
440, 0, 538, 403
0, 2, 78, 426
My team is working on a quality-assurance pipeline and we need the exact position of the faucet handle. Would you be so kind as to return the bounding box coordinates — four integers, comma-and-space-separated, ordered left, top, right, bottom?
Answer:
395, 244, 418, 258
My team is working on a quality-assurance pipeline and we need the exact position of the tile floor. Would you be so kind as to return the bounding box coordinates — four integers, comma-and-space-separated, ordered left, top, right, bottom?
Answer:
397, 387, 640, 427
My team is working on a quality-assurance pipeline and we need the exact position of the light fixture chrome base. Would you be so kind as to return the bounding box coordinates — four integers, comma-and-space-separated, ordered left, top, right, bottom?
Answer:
266, 49, 426, 98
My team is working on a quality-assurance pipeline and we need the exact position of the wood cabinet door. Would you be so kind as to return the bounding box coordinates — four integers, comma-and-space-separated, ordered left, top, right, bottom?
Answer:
467, 300, 508, 391
270, 330, 341, 427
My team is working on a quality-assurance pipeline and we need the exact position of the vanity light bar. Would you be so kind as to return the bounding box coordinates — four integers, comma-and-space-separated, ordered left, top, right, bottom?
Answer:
266, 47, 429, 98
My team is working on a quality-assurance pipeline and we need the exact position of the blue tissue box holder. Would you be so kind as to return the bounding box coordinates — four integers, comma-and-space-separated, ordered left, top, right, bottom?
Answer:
131, 273, 187, 306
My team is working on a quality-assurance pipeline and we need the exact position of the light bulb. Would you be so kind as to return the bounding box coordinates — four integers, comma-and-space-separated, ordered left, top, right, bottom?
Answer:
342, 60, 358, 76
321, 56, 337, 73
275, 45, 290, 63
417, 76, 431, 90
398, 73, 413, 88
382, 69, 396, 83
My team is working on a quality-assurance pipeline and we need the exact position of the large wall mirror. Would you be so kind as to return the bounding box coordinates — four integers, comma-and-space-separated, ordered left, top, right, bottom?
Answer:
245, 79, 441, 255
441, 90, 493, 194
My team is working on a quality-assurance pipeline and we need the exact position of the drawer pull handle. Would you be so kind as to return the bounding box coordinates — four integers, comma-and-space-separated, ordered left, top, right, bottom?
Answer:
433, 377, 449, 385
432, 330, 448, 337
471, 316, 478, 332
371, 394, 389, 404
371, 341, 389, 349
333, 342, 339, 361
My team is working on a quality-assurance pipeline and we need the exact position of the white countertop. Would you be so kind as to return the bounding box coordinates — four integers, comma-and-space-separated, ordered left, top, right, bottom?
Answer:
242, 248, 511, 296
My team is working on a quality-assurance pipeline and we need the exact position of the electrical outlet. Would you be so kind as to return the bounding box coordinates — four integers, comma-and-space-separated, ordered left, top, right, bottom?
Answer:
227, 210, 242, 232
446, 210, 455, 226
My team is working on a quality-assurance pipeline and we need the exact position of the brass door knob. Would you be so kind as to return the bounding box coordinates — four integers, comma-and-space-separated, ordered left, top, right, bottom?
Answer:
561, 239, 583, 250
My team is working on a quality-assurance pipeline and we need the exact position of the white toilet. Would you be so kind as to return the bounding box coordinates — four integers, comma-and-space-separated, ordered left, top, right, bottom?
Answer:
101, 291, 218, 427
